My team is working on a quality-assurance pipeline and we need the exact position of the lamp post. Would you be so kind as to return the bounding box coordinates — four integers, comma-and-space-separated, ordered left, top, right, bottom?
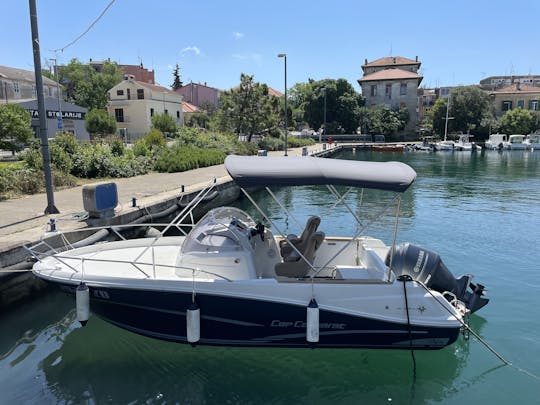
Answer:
277, 53, 287, 156
322, 87, 327, 143
49, 57, 63, 132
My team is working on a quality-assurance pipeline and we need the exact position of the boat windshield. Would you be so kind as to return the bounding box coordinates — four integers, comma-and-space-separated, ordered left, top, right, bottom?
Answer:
181, 207, 257, 253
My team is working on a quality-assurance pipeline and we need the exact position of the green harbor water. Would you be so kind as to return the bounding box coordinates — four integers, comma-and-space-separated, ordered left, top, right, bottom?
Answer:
1, 149, 539, 404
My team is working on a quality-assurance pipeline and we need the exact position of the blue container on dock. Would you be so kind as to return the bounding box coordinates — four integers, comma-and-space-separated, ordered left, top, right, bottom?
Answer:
82, 182, 118, 218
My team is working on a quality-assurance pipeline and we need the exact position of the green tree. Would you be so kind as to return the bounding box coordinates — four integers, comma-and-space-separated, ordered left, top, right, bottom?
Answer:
368, 105, 402, 136
58, 58, 123, 110
0, 104, 34, 153
449, 86, 493, 135
214, 74, 280, 141
171, 63, 183, 90
85, 109, 117, 139
151, 112, 177, 134
431, 98, 448, 137
500, 108, 539, 134
289, 78, 364, 133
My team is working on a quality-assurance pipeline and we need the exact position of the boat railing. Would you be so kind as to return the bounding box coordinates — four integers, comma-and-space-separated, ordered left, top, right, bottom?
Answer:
36, 251, 234, 282
24, 222, 195, 261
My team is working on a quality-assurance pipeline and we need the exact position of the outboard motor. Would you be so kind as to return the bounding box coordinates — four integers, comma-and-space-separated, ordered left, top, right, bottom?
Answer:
386, 243, 489, 313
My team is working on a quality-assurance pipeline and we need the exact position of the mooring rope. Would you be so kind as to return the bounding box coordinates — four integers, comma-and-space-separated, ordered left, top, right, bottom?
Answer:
419, 282, 540, 383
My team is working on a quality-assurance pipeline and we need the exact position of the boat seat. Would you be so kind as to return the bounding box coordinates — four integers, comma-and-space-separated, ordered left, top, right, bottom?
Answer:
279, 216, 321, 257
275, 231, 325, 278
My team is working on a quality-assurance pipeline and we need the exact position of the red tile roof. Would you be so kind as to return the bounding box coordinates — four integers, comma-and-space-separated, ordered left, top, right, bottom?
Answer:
136, 81, 174, 94
182, 101, 199, 113
362, 56, 420, 68
268, 87, 283, 97
358, 68, 423, 83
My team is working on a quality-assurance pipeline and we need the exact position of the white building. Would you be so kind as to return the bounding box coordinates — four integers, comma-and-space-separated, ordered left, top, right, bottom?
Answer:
107, 75, 183, 140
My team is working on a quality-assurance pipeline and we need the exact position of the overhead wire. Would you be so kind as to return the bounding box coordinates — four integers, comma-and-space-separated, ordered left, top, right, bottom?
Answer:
52, 0, 116, 53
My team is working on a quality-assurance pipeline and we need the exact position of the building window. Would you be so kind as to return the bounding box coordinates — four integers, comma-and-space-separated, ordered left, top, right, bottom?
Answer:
385, 84, 392, 99
530, 100, 539, 111
137, 89, 144, 100
117, 89, 124, 96
517, 99, 524, 109
127, 89, 131, 100
370, 85, 377, 96
150, 108, 154, 117
502, 100, 512, 111
13, 82, 20, 93
176, 111, 180, 118
400, 83, 407, 95
114, 108, 124, 122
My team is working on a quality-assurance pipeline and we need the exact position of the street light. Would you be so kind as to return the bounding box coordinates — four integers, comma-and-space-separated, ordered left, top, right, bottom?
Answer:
49, 57, 63, 132
277, 53, 287, 156
321, 87, 327, 143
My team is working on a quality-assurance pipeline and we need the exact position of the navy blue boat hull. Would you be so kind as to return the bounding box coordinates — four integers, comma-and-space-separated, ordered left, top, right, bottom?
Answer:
58, 283, 460, 349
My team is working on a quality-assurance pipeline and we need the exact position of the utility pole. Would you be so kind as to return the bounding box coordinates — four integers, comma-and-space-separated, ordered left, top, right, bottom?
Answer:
29, 0, 59, 214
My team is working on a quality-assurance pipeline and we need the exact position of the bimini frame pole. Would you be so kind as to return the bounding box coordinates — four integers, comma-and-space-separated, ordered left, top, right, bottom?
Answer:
386, 195, 401, 282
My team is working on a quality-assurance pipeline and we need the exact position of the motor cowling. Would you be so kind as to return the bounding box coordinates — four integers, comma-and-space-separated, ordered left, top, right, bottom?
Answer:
386, 243, 488, 313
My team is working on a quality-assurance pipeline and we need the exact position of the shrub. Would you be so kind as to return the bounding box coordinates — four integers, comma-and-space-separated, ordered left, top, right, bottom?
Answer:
108, 135, 125, 156
154, 145, 225, 173
52, 132, 79, 156
144, 128, 166, 150
258, 136, 284, 151
71, 142, 150, 178
132, 138, 150, 157
287, 136, 315, 148
50, 143, 73, 173
22, 141, 73, 173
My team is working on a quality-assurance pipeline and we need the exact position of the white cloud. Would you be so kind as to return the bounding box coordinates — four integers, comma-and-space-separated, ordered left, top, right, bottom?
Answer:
233, 32, 244, 40
232, 53, 262, 65
181, 46, 201, 56
167, 64, 174, 70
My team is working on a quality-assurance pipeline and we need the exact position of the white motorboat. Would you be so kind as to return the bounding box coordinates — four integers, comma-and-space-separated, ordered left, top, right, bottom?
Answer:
454, 134, 479, 151
413, 137, 436, 152
31, 156, 488, 349
435, 140, 455, 151
504, 134, 527, 150
524, 134, 540, 150
485, 134, 507, 150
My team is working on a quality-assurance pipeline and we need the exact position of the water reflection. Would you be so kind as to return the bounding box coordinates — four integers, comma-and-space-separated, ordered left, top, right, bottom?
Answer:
37, 302, 479, 404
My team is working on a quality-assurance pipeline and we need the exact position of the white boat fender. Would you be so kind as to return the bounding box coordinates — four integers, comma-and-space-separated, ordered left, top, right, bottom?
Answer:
186, 302, 200, 345
306, 298, 319, 344
76, 283, 90, 326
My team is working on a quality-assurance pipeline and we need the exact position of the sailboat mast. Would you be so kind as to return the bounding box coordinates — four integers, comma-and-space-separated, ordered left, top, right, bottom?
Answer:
444, 95, 451, 142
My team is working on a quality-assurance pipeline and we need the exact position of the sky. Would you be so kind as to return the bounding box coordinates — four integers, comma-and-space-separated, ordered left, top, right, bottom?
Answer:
2, 0, 540, 93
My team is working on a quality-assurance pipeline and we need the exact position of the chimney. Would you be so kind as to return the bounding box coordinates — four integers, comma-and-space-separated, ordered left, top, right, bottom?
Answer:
415, 55, 418, 62
364, 58, 368, 65
516, 82, 521, 91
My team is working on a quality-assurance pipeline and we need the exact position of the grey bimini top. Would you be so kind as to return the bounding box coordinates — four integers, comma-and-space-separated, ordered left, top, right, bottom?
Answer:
224, 155, 416, 192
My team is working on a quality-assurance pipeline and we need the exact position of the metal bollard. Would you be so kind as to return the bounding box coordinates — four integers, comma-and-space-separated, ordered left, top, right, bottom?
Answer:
132, 197, 137, 207
181, 185, 185, 193
49, 218, 57, 232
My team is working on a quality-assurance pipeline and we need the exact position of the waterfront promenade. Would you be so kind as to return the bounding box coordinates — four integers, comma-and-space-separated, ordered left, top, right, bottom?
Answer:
0, 144, 327, 251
